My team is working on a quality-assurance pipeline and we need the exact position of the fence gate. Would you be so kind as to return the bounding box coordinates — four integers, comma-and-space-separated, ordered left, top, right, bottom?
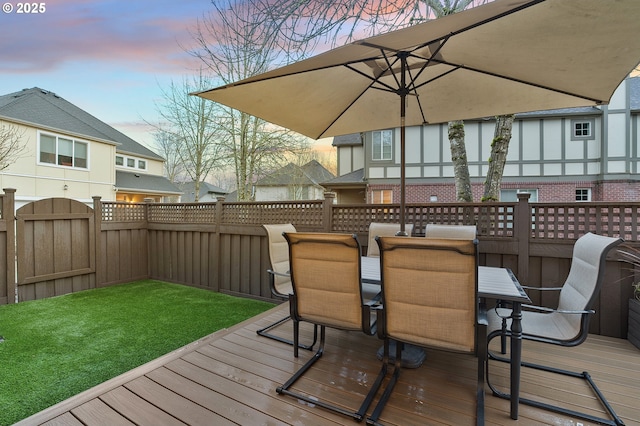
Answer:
16, 198, 96, 301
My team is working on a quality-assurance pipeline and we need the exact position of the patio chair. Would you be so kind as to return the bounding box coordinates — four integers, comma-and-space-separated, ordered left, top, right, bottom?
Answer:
368, 236, 486, 426
366, 222, 414, 257
424, 223, 477, 240
487, 232, 624, 426
256, 224, 317, 351
276, 232, 384, 421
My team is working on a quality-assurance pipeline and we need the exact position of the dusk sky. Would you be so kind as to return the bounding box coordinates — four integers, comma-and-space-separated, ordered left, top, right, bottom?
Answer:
1, 0, 215, 147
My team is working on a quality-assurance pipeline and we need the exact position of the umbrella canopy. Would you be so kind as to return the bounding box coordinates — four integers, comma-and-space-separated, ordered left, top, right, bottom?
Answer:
195, 0, 640, 230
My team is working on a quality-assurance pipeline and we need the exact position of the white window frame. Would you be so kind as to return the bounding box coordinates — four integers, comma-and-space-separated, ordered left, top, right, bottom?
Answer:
372, 130, 393, 161
116, 154, 148, 171
576, 188, 591, 201
38, 131, 89, 170
571, 119, 594, 140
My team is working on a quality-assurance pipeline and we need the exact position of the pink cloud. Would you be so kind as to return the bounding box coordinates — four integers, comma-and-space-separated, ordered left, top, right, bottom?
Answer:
0, 0, 205, 74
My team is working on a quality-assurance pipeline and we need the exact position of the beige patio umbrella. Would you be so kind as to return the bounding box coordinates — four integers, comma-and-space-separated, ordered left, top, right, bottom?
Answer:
195, 0, 640, 231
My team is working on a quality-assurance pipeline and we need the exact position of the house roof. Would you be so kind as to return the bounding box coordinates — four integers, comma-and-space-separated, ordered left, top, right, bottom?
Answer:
255, 160, 335, 186
322, 168, 365, 187
116, 170, 182, 195
332, 133, 363, 147
0, 87, 163, 160
178, 181, 227, 203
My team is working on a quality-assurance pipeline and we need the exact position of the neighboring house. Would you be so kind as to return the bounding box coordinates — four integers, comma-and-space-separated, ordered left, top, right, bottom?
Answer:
178, 181, 227, 203
253, 160, 335, 201
321, 168, 366, 204
0, 87, 182, 208
326, 76, 640, 204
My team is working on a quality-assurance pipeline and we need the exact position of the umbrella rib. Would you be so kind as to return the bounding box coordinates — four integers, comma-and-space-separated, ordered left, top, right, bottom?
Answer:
317, 63, 394, 137
343, 55, 401, 94
415, 59, 606, 104
410, 0, 546, 56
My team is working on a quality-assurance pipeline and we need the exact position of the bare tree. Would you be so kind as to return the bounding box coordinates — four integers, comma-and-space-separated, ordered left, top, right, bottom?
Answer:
188, 0, 310, 200
152, 127, 185, 183
154, 71, 225, 202
0, 122, 28, 171
193, 0, 514, 202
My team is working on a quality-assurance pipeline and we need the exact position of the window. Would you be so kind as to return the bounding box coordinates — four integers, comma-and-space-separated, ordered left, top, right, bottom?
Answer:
39, 133, 88, 169
372, 130, 392, 161
58, 138, 73, 166
371, 189, 393, 204
74, 142, 87, 168
572, 119, 594, 140
576, 188, 591, 201
40, 134, 56, 164
116, 154, 148, 171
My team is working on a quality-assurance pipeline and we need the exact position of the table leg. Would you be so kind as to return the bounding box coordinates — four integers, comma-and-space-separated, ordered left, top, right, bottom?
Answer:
510, 301, 523, 420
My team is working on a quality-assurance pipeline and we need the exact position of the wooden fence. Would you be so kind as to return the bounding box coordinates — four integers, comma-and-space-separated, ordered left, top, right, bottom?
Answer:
0, 189, 637, 339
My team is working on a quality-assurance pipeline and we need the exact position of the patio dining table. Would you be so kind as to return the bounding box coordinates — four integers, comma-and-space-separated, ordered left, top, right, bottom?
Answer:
360, 256, 531, 420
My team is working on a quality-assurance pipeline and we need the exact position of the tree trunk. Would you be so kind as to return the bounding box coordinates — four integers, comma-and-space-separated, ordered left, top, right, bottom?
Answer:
483, 114, 514, 202
194, 180, 201, 202
449, 120, 472, 202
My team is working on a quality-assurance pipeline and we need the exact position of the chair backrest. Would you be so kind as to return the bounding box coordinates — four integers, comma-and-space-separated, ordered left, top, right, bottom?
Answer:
377, 236, 478, 353
284, 232, 364, 331
367, 222, 414, 257
557, 232, 623, 339
263, 224, 296, 295
424, 224, 477, 240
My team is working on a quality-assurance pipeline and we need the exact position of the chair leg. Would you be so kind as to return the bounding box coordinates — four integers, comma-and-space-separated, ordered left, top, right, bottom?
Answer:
487, 335, 625, 426
367, 339, 403, 426
256, 314, 317, 352
477, 332, 487, 426
277, 326, 384, 422
368, 337, 486, 426
500, 317, 507, 354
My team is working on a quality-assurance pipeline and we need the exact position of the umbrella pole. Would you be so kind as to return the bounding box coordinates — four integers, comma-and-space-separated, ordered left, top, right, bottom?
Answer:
397, 52, 408, 236
399, 118, 406, 235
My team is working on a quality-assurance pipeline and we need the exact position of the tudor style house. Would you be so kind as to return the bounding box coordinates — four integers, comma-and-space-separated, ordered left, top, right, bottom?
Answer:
325, 76, 640, 204
0, 88, 181, 208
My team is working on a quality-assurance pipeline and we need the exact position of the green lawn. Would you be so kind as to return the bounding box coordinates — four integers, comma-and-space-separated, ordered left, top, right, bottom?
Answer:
0, 280, 274, 425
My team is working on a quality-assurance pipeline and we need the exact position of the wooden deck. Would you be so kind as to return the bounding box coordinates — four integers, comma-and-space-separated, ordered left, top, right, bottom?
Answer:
17, 304, 640, 426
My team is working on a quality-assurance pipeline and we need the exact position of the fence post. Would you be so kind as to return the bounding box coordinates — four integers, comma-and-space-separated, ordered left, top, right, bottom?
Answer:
322, 192, 335, 232
516, 193, 531, 286
210, 196, 225, 292
3, 188, 16, 303
93, 196, 104, 287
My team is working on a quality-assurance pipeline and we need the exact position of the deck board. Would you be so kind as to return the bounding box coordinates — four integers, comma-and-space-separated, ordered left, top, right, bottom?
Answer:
16, 304, 640, 426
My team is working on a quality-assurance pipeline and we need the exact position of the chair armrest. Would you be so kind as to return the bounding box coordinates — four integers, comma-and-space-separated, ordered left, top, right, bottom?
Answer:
267, 269, 290, 278
522, 304, 595, 315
